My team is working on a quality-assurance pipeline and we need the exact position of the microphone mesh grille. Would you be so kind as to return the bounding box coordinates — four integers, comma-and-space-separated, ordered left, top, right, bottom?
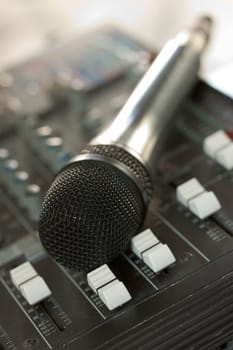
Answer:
39, 158, 147, 272
81, 144, 152, 198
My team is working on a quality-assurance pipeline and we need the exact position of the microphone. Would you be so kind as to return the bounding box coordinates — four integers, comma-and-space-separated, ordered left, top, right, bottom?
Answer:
39, 17, 212, 272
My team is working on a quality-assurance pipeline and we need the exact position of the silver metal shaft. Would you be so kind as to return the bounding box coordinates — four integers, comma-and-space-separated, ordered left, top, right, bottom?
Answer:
93, 17, 212, 176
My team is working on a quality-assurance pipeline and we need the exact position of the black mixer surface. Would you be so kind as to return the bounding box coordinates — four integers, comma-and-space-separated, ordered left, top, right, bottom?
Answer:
0, 27, 233, 350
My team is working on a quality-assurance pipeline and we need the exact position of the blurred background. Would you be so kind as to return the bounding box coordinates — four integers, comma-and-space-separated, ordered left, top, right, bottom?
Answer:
0, 0, 233, 96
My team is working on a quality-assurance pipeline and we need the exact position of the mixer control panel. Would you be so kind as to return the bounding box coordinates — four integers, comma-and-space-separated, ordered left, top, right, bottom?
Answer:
0, 27, 233, 350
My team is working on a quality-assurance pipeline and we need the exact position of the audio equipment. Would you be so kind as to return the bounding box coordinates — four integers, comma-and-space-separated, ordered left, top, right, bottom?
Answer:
0, 18, 233, 350
39, 17, 212, 272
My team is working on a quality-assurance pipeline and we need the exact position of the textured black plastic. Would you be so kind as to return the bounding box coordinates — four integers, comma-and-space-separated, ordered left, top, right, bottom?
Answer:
39, 158, 147, 271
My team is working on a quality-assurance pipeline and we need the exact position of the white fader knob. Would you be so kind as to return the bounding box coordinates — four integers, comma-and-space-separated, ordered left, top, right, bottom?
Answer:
176, 178, 221, 219
203, 130, 231, 159
10, 261, 51, 305
20, 276, 51, 306
189, 191, 221, 219
131, 229, 176, 273
87, 264, 131, 311
176, 178, 204, 207
131, 229, 159, 257
203, 130, 233, 170
143, 243, 176, 274
216, 143, 233, 170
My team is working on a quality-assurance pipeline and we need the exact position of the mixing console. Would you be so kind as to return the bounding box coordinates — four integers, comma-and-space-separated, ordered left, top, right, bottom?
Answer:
1, 27, 233, 350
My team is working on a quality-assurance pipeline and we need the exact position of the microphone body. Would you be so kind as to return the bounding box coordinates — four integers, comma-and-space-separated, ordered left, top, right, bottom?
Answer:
91, 17, 211, 177
39, 17, 212, 272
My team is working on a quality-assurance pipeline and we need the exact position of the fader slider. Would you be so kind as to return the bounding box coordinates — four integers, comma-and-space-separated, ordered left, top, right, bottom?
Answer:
176, 178, 221, 219
87, 264, 131, 310
203, 130, 233, 170
10, 261, 51, 305
131, 229, 176, 273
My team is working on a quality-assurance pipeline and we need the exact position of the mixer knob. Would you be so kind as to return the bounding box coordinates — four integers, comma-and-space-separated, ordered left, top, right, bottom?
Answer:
25, 184, 42, 222
176, 178, 221, 219
13, 171, 30, 206
10, 261, 51, 306
1, 159, 19, 189
131, 229, 176, 273
203, 130, 233, 170
87, 264, 131, 310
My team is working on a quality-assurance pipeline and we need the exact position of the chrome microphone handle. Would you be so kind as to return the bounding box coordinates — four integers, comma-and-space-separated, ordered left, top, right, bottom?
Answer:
92, 17, 212, 177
